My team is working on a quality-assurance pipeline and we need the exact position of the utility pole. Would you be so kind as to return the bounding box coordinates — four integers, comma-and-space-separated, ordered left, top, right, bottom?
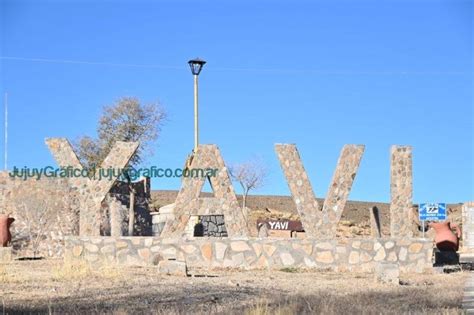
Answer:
4, 92, 7, 170
187, 58, 206, 152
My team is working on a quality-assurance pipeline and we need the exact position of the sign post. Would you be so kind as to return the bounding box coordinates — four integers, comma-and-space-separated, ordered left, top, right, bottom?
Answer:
419, 203, 447, 239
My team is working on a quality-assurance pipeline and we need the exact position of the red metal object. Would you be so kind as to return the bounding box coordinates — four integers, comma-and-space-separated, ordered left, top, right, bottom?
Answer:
429, 221, 461, 251
0, 214, 14, 247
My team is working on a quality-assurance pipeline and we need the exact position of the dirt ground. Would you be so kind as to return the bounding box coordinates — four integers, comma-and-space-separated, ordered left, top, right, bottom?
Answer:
0, 259, 467, 314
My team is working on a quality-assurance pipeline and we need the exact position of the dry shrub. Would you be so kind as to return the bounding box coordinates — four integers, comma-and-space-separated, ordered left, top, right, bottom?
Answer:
52, 260, 93, 281
0, 263, 33, 284
0, 264, 9, 283
245, 298, 272, 315
244, 291, 462, 315
53, 260, 122, 281
14, 197, 57, 258
9, 183, 78, 258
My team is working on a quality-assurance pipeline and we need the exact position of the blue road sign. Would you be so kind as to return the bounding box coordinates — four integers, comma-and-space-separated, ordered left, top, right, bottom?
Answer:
419, 203, 447, 221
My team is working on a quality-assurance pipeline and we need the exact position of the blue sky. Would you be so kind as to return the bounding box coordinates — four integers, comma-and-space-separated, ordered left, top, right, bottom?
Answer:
0, 0, 472, 203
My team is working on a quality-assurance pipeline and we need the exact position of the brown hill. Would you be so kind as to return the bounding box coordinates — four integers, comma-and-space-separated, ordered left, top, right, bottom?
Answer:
151, 190, 463, 237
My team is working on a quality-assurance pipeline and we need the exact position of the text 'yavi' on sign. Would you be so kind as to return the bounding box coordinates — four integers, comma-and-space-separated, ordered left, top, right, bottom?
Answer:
256, 219, 304, 231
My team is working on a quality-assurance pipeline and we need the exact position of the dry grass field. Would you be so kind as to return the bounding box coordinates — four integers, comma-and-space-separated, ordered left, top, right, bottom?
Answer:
0, 192, 465, 314
0, 259, 467, 314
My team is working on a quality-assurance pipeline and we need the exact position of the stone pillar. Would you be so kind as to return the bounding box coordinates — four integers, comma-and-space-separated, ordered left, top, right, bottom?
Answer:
185, 216, 200, 237
370, 206, 382, 238
141, 176, 151, 199
109, 197, 125, 237
258, 223, 269, 238
389, 145, 413, 238
462, 202, 474, 252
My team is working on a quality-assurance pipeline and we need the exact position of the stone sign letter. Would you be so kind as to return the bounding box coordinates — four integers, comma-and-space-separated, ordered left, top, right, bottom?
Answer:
161, 144, 249, 238
275, 144, 364, 238
46, 138, 138, 236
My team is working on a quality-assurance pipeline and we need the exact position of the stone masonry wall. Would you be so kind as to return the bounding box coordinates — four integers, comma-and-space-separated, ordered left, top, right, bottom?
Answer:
199, 215, 228, 237
390, 146, 414, 237
0, 171, 150, 257
0, 172, 78, 257
462, 201, 474, 251
65, 236, 433, 273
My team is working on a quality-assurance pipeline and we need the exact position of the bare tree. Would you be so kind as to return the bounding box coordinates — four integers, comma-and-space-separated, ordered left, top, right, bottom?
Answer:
75, 97, 167, 169
74, 97, 166, 236
12, 191, 62, 258
229, 158, 267, 222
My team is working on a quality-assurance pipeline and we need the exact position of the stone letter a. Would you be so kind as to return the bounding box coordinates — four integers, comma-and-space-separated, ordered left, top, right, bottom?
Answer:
160, 144, 249, 238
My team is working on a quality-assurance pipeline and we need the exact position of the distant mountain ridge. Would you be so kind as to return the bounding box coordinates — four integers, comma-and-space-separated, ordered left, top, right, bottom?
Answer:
150, 190, 463, 236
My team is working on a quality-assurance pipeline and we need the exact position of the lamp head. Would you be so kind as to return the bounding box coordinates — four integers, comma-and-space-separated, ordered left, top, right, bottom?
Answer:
188, 58, 206, 75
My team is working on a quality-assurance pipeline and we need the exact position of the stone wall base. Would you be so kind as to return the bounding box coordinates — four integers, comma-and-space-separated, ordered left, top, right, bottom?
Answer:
64, 237, 433, 273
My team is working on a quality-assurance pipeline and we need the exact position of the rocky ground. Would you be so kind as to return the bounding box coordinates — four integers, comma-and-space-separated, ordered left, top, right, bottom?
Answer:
0, 259, 466, 314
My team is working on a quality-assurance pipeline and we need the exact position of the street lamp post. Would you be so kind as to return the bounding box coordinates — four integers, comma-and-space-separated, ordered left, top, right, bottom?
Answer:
188, 58, 206, 152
